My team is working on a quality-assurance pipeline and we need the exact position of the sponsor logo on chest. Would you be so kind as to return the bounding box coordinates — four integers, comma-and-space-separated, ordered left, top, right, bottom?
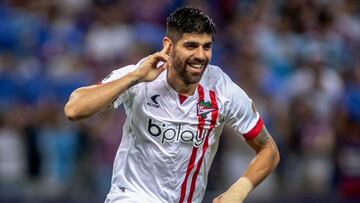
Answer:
147, 118, 209, 147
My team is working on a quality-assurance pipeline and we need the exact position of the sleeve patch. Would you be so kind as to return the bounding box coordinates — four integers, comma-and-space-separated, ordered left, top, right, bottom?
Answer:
243, 117, 264, 140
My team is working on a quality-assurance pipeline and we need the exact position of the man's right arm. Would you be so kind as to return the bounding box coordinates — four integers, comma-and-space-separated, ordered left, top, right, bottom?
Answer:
64, 72, 141, 121
64, 42, 171, 121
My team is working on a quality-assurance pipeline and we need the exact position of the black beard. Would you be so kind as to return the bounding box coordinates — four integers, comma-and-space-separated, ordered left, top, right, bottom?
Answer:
171, 55, 208, 85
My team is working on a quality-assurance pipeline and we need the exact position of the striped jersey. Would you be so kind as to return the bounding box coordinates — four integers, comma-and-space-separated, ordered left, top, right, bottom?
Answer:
103, 59, 263, 203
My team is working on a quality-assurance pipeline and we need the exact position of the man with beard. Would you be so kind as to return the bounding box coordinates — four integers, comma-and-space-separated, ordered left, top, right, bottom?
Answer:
64, 7, 279, 203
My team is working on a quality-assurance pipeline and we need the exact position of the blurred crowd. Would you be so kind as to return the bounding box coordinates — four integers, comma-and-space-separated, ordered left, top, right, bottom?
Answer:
0, 0, 359, 202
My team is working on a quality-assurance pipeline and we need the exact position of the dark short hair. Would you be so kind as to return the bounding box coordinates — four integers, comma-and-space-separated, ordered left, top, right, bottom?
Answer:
166, 7, 216, 42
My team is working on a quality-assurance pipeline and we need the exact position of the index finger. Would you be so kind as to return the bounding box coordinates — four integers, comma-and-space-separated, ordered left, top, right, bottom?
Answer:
160, 42, 171, 55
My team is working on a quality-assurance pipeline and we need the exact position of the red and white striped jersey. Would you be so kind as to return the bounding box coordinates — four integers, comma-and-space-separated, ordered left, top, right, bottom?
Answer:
103, 59, 263, 203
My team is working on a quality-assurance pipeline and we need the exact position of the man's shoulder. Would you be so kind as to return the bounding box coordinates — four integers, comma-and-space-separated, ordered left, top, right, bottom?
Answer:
201, 64, 230, 88
113, 57, 147, 72
201, 64, 248, 100
101, 59, 144, 84
108, 58, 146, 81
205, 64, 224, 75
112, 63, 139, 74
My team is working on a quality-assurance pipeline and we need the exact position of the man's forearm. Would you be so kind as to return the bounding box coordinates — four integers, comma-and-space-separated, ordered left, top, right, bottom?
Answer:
64, 72, 141, 121
221, 140, 279, 202
216, 128, 280, 203
243, 136, 279, 187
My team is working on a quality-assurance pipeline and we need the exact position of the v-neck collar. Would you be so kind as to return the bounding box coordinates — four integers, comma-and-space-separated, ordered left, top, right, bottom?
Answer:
178, 94, 188, 104
163, 78, 199, 106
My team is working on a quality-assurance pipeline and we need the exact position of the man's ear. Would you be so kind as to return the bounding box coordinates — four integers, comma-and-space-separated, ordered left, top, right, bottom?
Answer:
163, 37, 172, 54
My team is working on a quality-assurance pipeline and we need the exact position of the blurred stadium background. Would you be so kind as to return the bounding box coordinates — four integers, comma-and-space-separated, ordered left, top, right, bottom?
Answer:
0, 0, 359, 202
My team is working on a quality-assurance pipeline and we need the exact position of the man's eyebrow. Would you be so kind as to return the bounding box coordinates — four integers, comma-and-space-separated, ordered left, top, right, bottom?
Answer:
183, 41, 199, 45
183, 41, 212, 46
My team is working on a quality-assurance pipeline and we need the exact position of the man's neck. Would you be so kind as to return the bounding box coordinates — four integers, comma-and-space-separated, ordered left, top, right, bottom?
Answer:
166, 71, 197, 96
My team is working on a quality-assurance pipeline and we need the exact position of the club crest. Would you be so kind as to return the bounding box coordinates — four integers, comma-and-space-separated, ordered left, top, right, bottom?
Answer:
197, 100, 217, 118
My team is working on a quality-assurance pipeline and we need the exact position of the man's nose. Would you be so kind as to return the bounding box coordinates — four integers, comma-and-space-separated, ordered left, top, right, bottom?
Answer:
194, 47, 206, 60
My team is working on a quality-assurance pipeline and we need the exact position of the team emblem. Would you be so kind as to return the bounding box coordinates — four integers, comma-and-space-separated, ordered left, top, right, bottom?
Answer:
197, 100, 217, 118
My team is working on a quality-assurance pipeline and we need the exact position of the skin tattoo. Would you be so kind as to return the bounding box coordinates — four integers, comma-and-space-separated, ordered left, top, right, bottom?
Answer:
255, 127, 270, 145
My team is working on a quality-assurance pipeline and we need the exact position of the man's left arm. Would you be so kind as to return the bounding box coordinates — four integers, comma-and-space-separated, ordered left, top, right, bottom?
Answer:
214, 126, 280, 203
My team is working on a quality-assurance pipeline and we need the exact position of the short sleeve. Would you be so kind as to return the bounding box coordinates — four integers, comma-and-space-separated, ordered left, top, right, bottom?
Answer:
223, 75, 263, 140
99, 64, 138, 108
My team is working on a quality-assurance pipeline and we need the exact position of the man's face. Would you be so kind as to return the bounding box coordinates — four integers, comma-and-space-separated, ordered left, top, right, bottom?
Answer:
170, 33, 212, 84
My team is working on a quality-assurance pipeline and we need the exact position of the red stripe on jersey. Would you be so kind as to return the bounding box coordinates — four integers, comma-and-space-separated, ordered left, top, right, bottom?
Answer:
187, 90, 218, 203
179, 84, 205, 203
243, 117, 264, 140
179, 147, 198, 203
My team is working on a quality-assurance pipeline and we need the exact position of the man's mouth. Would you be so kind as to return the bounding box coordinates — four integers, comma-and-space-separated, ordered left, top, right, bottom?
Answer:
187, 63, 205, 74
189, 63, 203, 69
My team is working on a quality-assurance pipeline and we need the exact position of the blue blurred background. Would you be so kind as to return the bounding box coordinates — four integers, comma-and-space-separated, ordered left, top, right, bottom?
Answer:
0, 0, 359, 202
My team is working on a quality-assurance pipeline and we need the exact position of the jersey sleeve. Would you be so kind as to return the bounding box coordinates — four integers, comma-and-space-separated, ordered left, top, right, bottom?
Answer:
223, 75, 264, 140
99, 64, 138, 108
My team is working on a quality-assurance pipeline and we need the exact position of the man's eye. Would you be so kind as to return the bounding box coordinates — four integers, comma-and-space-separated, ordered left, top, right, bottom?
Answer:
185, 45, 196, 49
203, 45, 211, 50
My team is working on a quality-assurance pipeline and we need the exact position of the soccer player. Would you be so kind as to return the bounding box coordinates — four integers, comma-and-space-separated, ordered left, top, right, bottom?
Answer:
64, 7, 280, 203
